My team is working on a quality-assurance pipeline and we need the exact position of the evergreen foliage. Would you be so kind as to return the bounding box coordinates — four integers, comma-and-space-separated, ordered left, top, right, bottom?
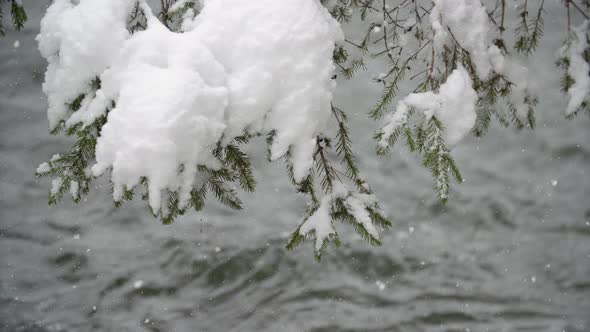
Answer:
556, 7, 590, 118
2, 0, 588, 257
281, 104, 391, 259
0, 0, 26, 36
514, 0, 546, 55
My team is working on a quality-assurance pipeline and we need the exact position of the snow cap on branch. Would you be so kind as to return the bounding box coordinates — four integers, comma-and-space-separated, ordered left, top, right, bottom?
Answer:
37, 0, 135, 129
37, 0, 343, 214
299, 184, 348, 251
559, 20, 590, 116
299, 183, 383, 251
430, 0, 504, 78
380, 65, 477, 147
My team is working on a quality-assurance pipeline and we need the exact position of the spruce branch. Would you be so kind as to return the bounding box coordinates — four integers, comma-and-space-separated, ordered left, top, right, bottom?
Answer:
332, 197, 381, 247
332, 104, 368, 193
287, 184, 390, 260
29, 0, 590, 258
207, 178, 242, 210
314, 136, 339, 193
0, 0, 26, 36
514, 0, 545, 54
369, 41, 431, 119
473, 106, 493, 137
421, 117, 459, 203
224, 144, 256, 192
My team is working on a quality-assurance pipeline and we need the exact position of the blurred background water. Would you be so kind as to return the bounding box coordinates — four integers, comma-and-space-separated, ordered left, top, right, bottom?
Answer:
1, 2, 589, 331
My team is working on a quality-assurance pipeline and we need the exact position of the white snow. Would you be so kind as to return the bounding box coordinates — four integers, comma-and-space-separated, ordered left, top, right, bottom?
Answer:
298, 183, 382, 251
38, 0, 343, 214
380, 66, 477, 147
375, 280, 386, 291
560, 20, 590, 115
344, 194, 380, 239
37, 0, 135, 129
379, 1, 508, 151
36, 162, 51, 174
13, 40, 20, 49
299, 184, 348, 251
169, 0, 191, 13
70, 180, 79, 200
49, 153, 61, 162
506, 60, 533, 124
432, 2, 533, 124
50, 177, 63, 196
430, 0, 504, 78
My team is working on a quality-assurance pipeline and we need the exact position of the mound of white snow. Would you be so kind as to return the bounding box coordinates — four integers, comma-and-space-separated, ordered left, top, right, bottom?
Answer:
37, 0, 344, 214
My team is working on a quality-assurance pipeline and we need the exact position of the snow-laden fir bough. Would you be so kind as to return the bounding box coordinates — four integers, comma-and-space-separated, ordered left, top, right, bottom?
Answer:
14, 0, 587, 258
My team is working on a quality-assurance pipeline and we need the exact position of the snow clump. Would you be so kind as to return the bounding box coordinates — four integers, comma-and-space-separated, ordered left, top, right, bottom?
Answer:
37, 0, 344, 214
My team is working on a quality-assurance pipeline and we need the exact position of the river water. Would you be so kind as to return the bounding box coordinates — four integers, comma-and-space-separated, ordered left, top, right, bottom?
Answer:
1, 2, 589, 332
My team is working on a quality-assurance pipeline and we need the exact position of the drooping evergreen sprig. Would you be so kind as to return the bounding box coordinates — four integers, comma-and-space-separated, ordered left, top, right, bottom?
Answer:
332, 104, 369, 193
556, 21, 590, 119
374, 105, 462, 204
514, 0, 546, 55
282, 102, 391, 259
421, 117, 462, 203
285, 185, 391, 260
0, 0, 26, 36
370, 41, 431, 120
36, 114, 106, 205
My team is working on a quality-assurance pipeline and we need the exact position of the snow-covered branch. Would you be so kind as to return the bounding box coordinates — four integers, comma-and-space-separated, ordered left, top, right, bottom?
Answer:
24, 0, 590, 256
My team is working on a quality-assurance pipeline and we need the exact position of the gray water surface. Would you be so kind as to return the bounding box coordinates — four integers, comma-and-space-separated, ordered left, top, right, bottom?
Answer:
1, 3, 589, 332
